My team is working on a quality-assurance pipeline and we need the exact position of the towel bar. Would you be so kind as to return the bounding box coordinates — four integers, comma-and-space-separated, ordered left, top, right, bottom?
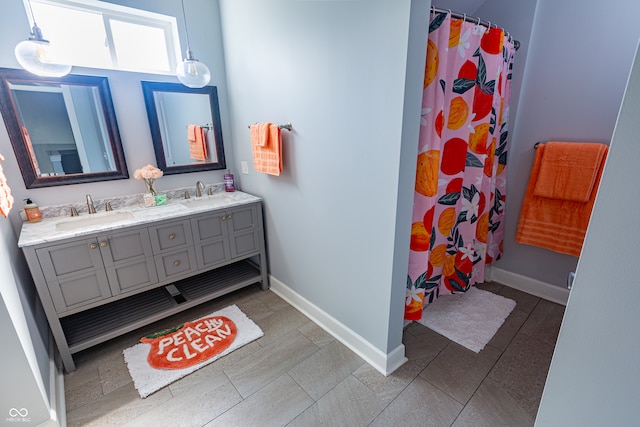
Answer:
248, 122, 292, 131
186, 123, 213, 130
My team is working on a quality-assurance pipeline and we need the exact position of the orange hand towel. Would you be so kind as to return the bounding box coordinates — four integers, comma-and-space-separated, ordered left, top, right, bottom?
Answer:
251, 122, 282, 176
187, 124, 207, 161
516, 143, 608, 257
533, 142, 608, 202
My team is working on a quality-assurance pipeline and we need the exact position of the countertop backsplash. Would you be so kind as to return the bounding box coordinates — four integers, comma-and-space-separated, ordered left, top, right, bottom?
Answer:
32, 182, 227, 220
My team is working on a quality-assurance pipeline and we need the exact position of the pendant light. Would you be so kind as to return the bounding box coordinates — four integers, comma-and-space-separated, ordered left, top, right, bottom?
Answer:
176, 0, 210, 88
14, 0, 71, 77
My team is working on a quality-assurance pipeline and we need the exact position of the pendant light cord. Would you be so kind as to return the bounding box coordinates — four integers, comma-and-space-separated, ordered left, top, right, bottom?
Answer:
26, 0, 37, 28
180, 0, 191, 51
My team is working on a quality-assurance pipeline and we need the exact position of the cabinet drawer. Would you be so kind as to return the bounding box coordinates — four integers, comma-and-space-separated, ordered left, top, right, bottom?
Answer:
155, 247, 197, 281
149, 220, 193, 253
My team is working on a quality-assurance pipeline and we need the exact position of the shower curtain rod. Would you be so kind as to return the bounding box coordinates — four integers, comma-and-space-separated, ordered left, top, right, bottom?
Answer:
430, 6, 520, 51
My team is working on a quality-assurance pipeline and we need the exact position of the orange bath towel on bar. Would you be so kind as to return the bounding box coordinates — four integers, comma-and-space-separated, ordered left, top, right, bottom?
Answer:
250, 122, 282, 176
187, 124, 207, 161
533, 141, 608, 202
515, 142, 608, 257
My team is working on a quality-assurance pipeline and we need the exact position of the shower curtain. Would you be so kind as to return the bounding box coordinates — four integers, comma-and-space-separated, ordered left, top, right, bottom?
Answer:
405, 11, 516, 321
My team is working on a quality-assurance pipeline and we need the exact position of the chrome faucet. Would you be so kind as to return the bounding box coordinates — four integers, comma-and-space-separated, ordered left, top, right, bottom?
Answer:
195, 181, 205, 197
86, 194, 96, 214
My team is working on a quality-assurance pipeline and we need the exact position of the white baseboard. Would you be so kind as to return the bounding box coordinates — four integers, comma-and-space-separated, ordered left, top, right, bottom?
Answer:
269, 275, 407, 376
488, 266, 570, 306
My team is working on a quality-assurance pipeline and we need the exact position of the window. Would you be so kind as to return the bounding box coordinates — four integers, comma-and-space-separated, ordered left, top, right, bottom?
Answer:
25, 0, 181, 74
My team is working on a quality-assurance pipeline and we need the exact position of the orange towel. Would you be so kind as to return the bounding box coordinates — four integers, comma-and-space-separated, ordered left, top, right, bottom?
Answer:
533, 142, 608, 202
187, 124, 207, 161
251, 122, 282, 176
0, 153, 13, 218
516, 143, 608, 257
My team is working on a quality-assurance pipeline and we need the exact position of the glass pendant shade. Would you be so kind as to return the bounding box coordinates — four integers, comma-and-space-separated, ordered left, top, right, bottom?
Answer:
14, 25, 71, 78
176, 49, 210, 88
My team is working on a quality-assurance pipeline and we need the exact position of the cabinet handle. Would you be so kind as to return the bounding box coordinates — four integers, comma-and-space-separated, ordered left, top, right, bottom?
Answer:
169, 233, 176, 240
221, 215, 226, 221
100, 241, 108, 247
227, 214, 232, 220
90, 243, 98, 249
173, 260, 181, 266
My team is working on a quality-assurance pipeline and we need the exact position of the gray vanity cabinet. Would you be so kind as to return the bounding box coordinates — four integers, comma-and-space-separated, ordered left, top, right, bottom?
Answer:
36, 226, 157, 314
37, 237, 111, 313
191, 212, 230, 269
101, 227, 158, 297
20, 196, 268, 373
227, 205, 260, 258
191, 204, 260, 269
148, 219, 197, 281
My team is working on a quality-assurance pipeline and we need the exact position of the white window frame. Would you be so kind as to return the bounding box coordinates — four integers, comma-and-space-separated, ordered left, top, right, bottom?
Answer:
23, 0, 182, 75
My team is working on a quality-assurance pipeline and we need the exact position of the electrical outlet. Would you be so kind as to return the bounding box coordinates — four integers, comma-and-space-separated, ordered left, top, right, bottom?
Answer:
241, 161, 249, 174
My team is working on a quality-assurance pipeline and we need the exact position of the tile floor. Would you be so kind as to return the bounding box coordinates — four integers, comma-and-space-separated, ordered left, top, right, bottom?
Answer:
64, 281, 565, 426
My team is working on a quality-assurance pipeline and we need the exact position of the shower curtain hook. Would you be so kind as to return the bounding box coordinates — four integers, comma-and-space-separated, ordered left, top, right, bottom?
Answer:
462, 13, 466, 24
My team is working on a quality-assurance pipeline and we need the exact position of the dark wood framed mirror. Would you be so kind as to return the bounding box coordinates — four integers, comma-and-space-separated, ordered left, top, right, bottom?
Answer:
141, 81, 226, 175
0, 68, 128, 188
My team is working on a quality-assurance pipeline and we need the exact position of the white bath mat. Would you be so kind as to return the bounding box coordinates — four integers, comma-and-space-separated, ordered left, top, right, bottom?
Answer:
123, 304, 263, 398
417, 287, 516, 353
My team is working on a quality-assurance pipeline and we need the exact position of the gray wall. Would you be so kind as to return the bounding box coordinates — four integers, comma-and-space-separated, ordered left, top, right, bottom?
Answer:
494, 0, 640, 287
435, 0, 640, 289
0, 0, 229, 423
218, 0, 426, 354
2, 0, 639, 419
535, 39, 640, 426
0, 0, 232, 235
0, 218, 51, 425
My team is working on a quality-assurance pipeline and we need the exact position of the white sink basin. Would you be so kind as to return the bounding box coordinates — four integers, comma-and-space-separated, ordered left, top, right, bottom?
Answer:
55, 211, 134, 231
179, 195, 233, 208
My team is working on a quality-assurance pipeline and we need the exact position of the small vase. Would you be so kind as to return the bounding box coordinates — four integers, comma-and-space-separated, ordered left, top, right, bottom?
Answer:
145, 179, 156, 196
143, 192, 156, 207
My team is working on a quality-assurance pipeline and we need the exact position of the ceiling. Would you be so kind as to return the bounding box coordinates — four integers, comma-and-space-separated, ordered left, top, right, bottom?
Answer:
430, 0, 486, 14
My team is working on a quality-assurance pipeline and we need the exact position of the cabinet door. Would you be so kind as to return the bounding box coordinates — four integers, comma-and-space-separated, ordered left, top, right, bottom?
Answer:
49, 269, 111, 314
191, 213, 231, 269
100, 228, 158, 295
227, 205, 260, 258
36, 238, 111, 313
98, 227, 153, 264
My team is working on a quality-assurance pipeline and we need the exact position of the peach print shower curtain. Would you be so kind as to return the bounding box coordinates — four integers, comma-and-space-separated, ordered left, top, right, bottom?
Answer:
405, 11, 516, 320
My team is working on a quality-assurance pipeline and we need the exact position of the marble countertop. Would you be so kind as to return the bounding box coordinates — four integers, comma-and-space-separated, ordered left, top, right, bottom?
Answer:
18, 191, 262, 248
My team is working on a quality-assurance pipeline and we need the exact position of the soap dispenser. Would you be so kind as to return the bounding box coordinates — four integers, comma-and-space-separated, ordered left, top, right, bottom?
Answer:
24, 198, 42, 222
